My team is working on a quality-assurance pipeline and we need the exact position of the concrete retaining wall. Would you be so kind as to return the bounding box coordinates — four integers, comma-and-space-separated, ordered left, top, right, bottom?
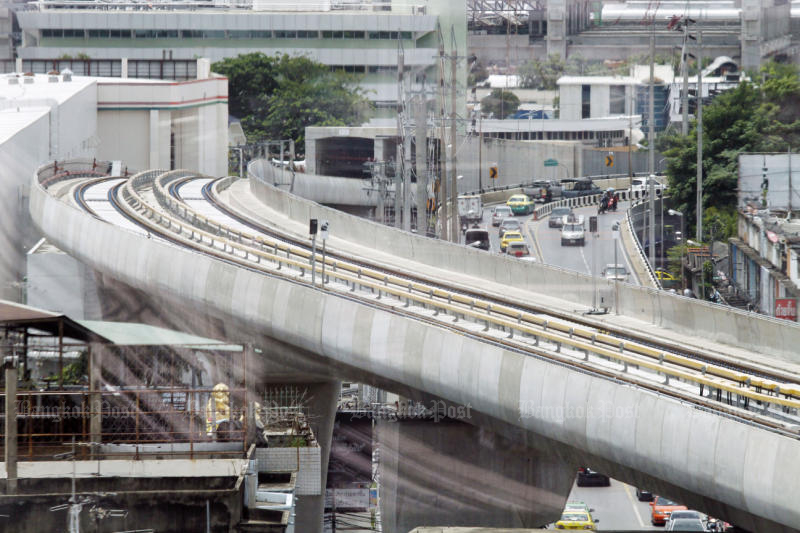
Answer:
29, 166, 800, 532
246, 167, 800, 364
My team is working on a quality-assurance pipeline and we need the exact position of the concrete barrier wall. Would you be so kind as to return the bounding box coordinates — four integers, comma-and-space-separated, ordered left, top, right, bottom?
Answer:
29, 168, 800, 532
249, 159, 393, 208
247, 166, 800, 364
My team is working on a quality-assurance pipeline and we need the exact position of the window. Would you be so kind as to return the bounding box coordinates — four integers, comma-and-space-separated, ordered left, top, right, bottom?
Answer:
610, 85, 625, 115
296, 30, 318, 38
275, 30, 296, 38
89, 29, 110, 38
581, 84, 591, 119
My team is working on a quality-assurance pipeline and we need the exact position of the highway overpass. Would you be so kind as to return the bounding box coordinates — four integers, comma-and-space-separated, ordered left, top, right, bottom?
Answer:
27, 159, 800, 533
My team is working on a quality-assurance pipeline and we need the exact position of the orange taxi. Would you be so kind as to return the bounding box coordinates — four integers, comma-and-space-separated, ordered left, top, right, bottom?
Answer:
650, 495, 688, 526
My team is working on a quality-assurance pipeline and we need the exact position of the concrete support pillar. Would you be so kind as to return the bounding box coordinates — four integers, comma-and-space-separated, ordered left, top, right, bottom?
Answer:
121, 57, 128, 79
15, 57, 22, 73
546, 0, 567, 59
378, 417, 575, 532
149, 109, 160, 169
5, 363, 17, 494
89, 343, 103, 452
293, 380, 340, 533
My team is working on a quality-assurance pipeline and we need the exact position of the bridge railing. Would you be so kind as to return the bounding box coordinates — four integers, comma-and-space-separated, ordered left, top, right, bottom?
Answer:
100, 173, 800, 429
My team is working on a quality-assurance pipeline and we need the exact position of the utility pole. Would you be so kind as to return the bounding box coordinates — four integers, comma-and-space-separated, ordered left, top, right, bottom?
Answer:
648, 18, 656, 269
696, 28, 704, 242
450, 26, 459, 242
415, 95, 427, 232
396, 40, 405, 230
437, 23, 449, 242
681, 23, 690, 136
478, 111, 483, 191
790, 146, 793, 214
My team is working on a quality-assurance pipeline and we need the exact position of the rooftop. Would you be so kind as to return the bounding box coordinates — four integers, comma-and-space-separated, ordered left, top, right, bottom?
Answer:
0, 73, 163, 146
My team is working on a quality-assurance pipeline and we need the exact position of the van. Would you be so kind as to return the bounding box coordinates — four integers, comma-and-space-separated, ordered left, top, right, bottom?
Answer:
560, 214, 585, 246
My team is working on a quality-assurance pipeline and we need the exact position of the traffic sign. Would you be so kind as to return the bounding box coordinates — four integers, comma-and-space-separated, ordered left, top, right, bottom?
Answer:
544, 158, 558, 167
489, 165, 498, 179
605, 154, 614, 167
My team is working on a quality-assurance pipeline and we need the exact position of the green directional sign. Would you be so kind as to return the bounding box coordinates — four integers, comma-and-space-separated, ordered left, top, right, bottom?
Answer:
544, 158, 558, 167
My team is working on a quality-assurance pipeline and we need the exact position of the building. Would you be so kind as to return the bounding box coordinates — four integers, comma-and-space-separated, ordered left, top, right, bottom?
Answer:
468, 0, 794, 71
9, 0, 467, 118
727, 153, 800, 320
0, 61, 228, 301
557, 64, 674, 134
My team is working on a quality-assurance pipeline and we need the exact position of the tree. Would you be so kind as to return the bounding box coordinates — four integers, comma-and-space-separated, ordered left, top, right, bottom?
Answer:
659, 60, 800, 239
518, 54, 566, 90
480, 89, 520, 118
212, 53, 372, 153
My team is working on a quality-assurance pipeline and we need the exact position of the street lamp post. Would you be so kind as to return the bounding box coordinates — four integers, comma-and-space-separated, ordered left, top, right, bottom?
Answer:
612, 221, 621, 315
232, 147, 244, 178
668, 209, 685, 289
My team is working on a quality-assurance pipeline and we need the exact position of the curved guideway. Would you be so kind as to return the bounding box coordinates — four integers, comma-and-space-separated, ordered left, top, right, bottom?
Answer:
78, 178, 159, 237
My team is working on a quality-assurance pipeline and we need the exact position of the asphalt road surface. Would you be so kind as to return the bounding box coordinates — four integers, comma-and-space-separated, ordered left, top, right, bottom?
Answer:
564, 478, 659, 531
474, 202, 640, 285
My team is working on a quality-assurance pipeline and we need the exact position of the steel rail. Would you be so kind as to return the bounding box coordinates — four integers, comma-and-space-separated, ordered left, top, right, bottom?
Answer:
81, 171, 800, 433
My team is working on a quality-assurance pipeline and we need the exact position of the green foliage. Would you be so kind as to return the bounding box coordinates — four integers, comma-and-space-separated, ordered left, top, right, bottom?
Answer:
289, 436, 307, 447
480, 89, 520, 118
468, 61, 489, 87
518, 54, 565, 89
45, 351, 88, 385
212, 53, 372, 153
660, 60, 800, 236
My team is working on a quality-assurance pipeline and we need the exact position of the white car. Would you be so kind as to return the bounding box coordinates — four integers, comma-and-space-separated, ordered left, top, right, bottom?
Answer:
560, 215, 585, 246
629, 176, 666, 197
505, 241, 536, 262
601, 264, 629, 281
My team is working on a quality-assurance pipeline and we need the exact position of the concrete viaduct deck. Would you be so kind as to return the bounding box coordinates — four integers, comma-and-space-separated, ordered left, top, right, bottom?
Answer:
27, 159, 800, 533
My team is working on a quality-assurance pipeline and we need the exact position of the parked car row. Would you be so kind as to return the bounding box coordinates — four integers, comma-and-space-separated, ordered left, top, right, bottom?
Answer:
643, 493, 731, 530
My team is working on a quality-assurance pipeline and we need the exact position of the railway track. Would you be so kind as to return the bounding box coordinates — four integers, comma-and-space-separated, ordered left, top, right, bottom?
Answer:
70, 170, 800, 438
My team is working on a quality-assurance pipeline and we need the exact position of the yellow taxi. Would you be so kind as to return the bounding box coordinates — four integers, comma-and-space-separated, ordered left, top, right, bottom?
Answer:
655, 270, 677, 281
554, 510, 598, 530
506, 194, 534, 215
499, 230, 524, 252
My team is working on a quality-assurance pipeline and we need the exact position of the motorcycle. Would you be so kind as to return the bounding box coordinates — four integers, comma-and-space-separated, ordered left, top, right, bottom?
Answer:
598, 196, 609, 214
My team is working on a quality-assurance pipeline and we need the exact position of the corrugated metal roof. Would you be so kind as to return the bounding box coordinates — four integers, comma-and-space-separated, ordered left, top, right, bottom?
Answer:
0, 300, 61, 322
77, 320, 242, 351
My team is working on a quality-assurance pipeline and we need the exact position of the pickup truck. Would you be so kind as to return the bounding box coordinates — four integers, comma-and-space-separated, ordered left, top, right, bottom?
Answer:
525, 178, 601, 202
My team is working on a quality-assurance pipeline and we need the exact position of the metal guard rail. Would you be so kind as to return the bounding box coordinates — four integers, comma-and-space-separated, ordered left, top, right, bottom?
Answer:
109, 171, 800, 430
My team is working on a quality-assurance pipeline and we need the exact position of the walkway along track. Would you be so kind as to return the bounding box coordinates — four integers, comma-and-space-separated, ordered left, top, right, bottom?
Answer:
69, 170, 800, 439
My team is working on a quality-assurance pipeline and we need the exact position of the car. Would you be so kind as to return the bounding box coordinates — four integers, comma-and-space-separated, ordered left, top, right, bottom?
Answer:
499, 230, 524, 252
650, 496, 689, 526
601, 264, 629, 282
498, 217, 523, 237
554, 511, 598, 530
505, 241, 536, 261
464, 227, 490, 251
506, 194, 534, 215
564, 501, 594, 514
665, 518, 706, 531
655, 269, 677, 281
491, 205, 513, 226
629, 176, 666, 196
560, 215, 585, 246
548, 206, 573, 228
636, 488, 654, 501
576, 467, 610, 487
666, 510, 705, 525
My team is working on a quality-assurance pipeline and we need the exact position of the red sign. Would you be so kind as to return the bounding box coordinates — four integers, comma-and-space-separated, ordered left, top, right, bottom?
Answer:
775, 298, 797, 321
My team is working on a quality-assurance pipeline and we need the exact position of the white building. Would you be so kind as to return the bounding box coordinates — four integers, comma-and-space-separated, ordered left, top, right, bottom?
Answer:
0, 61, 228, 300
557, 65, 675, 132
9, 0, 467, 114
